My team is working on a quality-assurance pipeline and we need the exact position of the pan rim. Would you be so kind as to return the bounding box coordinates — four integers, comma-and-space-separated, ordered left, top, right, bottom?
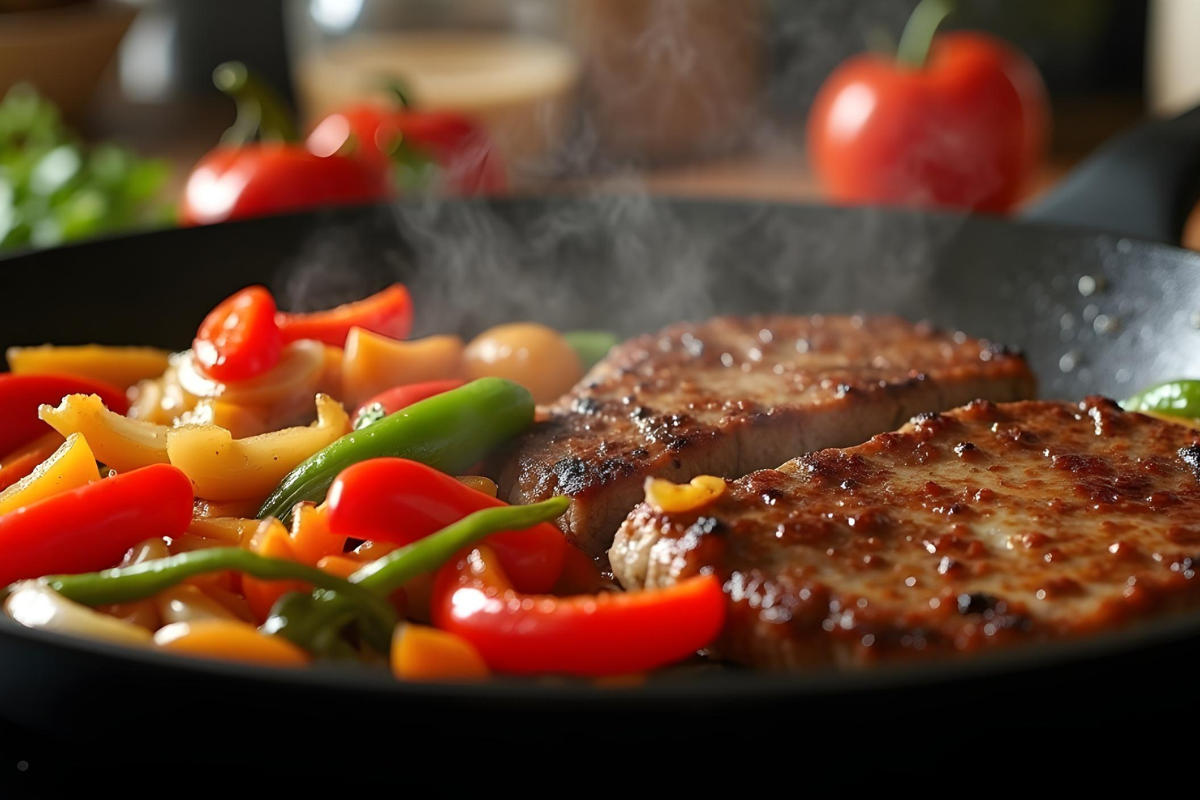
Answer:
2, 195, 1197, 268
4, 600, 1200, 703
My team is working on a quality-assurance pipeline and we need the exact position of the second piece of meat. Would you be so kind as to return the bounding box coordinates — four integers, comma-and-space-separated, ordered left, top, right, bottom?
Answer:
495, 314, 1037, 556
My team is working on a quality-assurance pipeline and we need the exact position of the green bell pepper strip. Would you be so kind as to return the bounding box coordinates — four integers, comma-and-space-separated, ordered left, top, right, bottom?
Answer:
43, 548, 393, 626
564, 331, 618, 371
1120, 380, 1200, 421
264, 496, 570, 651
40, 547, 398, 652
257, 378, 534, 523
352, 402, 388, 431
20, 495, 569, 658
349, 495, 571, 594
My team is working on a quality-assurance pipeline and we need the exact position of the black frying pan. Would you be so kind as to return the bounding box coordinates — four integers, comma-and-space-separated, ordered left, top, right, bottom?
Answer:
2, 108, 1200, 783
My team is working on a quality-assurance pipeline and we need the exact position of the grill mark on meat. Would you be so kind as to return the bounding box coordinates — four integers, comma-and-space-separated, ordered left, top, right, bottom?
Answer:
612, 397, 1200, 669
495, 315, 1037, 556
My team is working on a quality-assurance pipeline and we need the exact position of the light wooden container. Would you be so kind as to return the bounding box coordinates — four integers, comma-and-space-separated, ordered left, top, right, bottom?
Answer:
573, 0, 768, 164
0, 1, 136, 122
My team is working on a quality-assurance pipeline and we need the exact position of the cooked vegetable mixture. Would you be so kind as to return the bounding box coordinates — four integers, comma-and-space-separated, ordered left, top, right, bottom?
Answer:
0, 283, 732, 681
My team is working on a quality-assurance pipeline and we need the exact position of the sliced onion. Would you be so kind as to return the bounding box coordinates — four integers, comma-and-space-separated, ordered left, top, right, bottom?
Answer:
156, 585, 238, 625
176, 340, 325, 407
6, 581, 152, 646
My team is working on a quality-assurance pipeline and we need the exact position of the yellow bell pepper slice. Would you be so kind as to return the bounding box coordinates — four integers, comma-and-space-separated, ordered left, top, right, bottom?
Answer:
153, 620, 309, 666
165, 393, 349, 501
455, 475, 499, 497
342, 328, 465, 407
0, 432, 101, 517
39, 394, 173, 472
7, 345, 171, 389
643, 475, 727, 515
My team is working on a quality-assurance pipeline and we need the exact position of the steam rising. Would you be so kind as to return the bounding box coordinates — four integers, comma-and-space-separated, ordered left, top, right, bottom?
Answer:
274, 2, 985, 341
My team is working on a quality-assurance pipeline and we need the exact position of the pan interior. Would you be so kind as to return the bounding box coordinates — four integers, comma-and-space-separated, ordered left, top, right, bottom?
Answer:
1, 196, 1199, 705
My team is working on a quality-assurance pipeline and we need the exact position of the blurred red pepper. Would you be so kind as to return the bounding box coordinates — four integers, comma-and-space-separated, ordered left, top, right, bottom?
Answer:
0, 373, 128, 455
326, 458, 566, 593
350, 378, 464, 430
193, 286, 282, 382
0, 464, 194, 586
432, 544, 726, 677
181, 62, 389, 227
806, 0, 1049, 214
0, 433, 63, 492
277, 284, 415, 347
307, 82, 506, 195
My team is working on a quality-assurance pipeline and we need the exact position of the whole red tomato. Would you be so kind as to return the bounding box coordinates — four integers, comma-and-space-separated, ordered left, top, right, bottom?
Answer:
308, 104, 507, 195
181, 145, 390, 226
807, 31, 1049, 214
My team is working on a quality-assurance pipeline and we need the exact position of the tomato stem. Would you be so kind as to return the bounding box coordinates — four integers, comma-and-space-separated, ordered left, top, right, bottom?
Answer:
896, 0, 956, 69
378, 76, 414, 110
214, 61, 298, 145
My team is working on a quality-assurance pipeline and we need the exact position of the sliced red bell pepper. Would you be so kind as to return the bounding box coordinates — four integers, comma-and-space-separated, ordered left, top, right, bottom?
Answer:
432, 544, 726, 677
0, 463, 194, 586
350, 378, 464, 430
277, 284, 414, 347
193, 286, 283, 382
326, 458, 567, 593
0, 373, 129, 455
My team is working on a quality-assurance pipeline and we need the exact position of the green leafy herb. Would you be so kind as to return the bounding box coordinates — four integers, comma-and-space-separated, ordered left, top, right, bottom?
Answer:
0, 84, 172, 252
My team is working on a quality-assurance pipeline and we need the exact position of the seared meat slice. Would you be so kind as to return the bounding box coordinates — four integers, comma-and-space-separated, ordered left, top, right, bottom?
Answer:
612, 397, 1200, 669
496, 315, 1035, 556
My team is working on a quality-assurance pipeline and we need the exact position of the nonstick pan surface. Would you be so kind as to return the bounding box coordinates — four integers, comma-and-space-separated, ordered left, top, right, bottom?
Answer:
0, 197, 1198, 730
4, 108, 1200, 776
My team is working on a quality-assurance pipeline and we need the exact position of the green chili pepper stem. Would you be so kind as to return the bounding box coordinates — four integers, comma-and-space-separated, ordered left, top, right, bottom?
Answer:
896, 0, 956, 69
214, 61, 298, 145
353, 402, 388, 431
1121, 380, 1200, 420
350, 496, 571, 595
42, 548, 394, 630
257, 378, 535, 523
377, 76, 414, 109
564, 331, 619, 371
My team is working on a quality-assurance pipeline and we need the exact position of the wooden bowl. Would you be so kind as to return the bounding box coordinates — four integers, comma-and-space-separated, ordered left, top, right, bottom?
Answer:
0, 0, 137, 122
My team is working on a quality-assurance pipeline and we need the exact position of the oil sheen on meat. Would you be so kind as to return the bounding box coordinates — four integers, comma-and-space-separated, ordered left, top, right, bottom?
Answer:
612, 398, 1200, 669
496, 315, 1036, 556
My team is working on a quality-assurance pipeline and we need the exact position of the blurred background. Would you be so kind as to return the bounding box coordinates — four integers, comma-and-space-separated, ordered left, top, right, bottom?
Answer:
3, 0, 1198, 251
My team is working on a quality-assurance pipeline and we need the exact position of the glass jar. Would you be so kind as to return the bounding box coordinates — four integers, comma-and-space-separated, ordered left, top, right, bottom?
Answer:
284, 0, 581, 176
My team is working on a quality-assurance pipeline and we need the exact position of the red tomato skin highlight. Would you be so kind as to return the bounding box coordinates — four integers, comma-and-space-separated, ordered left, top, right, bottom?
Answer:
180, 145, 390, 227
307, 106, 507, 195
807, 32, 1049, 214
193, 286, 283, 382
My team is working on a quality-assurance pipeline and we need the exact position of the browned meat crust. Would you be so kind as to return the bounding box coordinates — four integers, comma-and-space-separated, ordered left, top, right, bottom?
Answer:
612, 397, 1200, 669
496, 315, 1036, 556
